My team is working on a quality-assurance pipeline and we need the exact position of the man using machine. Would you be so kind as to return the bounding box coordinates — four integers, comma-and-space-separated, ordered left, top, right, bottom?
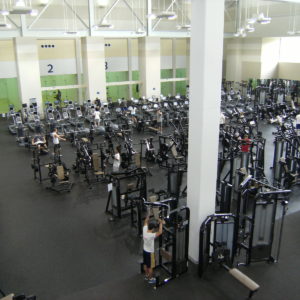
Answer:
143, 212, 164, 284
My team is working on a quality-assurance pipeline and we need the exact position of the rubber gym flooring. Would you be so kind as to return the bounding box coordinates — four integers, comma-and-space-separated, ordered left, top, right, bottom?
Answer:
0, 118, 299, 300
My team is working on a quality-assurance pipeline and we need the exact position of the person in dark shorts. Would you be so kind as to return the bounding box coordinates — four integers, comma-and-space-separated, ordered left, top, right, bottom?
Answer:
143, 212, 164, 284
51, 128, 66, 154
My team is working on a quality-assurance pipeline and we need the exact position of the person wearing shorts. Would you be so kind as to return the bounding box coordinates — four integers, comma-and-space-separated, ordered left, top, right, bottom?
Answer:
51, 128, 66, 154
143, 212, 164, 284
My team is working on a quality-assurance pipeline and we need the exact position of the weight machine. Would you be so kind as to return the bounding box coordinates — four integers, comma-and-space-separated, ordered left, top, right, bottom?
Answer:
31, 149, 72, 192
199, 213, 260, 299
141, 202, 190, 289
106, 168, 147, 233
237, 175, 290, 265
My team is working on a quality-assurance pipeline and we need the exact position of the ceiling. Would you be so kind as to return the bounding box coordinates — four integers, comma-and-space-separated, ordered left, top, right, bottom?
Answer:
224, 0, 300, 37
0, 0, 300, 38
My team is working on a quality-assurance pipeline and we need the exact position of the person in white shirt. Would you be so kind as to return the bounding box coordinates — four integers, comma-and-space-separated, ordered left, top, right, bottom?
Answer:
156, 109, 163, 134
51, 128, 66, 154
130, 106, 137, 124
143, 212, 164, 284
220, 112, 226, 128
112, 145, 121, 173
93, 108, 101, 127
296, 113, 300, 136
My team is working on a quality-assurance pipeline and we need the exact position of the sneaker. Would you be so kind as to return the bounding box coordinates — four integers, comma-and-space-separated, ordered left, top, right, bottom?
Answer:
148, 278, 156, 284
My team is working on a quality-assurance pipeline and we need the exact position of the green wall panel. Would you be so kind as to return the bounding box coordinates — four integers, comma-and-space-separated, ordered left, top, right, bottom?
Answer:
41, 74, 78, 87
42, 88, 79, 107
132, 71, 139, 81
161, 69, 173, 79
0, 78, 20, 114
41, 74, 79, 108
176, 68, 187, 78
107, 85, 129, 101
106, 71, 129, 83
132, 84, 140, 99
161, 82, 173, 96
176, 81, 187, 95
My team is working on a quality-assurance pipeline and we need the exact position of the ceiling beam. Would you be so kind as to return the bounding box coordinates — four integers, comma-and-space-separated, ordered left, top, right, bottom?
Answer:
122, 0, 145, 28
28, 0, 55, 30
64, 0, 89, 29
152, 0, 177, 31
99, 0, 121, 25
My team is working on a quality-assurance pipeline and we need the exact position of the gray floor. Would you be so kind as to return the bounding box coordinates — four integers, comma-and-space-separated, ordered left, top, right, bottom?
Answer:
0, 118, 299, 300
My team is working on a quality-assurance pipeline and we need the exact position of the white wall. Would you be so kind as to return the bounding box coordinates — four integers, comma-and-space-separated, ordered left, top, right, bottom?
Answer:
278, 63, 300, 80
225, 38, 262, 81
260, 38, 280, 79
14, 37, 43, 113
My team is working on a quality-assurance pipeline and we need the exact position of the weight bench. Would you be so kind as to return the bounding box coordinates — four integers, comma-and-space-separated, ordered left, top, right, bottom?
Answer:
170, 144, 184, 160
48, 165, 73, 192
0, 295, 14, 300
134, 153, 141, 168
148, 126, 160, 134
223, 265, 260, 299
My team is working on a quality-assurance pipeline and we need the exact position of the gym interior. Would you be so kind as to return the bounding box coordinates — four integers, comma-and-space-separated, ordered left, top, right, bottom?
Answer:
1, 0, 300, 299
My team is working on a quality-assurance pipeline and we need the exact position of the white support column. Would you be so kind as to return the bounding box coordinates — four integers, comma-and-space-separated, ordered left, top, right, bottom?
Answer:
14, 37, 43, 116
127, 38, 133, 99
20, 15, 27, 37
146, 0, 153, 36
138, 37, 161, 98
187, 0, 224, 262
186, 38, 190, 83
88, 0, 95, 36
172, 38, 176, 95
75, 38, 83, 104
81, 37, 106, 101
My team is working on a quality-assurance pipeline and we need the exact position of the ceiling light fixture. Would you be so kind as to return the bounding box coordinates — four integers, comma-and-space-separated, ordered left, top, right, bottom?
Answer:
40, 0, 49, 5
245, 24, 255, 33
15, 0, 26, 7
287, 30, 295, 35
156, 11, 177, 20
147, 13, 156, 20
0, 23, 11, 28
0, 9, 9, 16
10, 0, 35, 15
256, 13, 271, 24
177, 24, 191, 30
135, 28, 145, 35
30, 9, 38, 16
97, 0, 109, 7
247, 16, 257, 24
96, 19, 114, 29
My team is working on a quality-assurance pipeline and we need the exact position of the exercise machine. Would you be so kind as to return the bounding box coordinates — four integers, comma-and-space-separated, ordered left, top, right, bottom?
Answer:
199, 213, 260, 299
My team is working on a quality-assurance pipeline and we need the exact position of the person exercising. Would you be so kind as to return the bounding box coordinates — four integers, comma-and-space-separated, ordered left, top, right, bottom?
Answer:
51, 128, 66, 154
112, 145, 121, 173
240, 134, 252, 153
94, 107, 101, 127
32, 134, 48, 154
156, 109, 163, 134
143, 212, 164, 284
